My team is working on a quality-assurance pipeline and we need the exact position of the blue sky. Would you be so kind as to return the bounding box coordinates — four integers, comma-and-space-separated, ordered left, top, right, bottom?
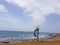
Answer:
0, 0, 60, 33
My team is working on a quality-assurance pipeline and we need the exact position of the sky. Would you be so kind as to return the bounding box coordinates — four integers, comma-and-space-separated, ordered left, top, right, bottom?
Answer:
0, 0, 60, 33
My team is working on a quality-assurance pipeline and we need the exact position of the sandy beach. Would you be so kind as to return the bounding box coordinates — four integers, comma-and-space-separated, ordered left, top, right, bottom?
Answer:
0, 33, 60, 45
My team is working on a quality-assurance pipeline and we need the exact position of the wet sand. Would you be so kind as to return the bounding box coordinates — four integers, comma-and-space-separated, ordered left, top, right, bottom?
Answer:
0, 33, 60, 45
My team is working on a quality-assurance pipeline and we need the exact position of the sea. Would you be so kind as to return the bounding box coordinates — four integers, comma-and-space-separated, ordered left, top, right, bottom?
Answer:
0, 31, 53, 42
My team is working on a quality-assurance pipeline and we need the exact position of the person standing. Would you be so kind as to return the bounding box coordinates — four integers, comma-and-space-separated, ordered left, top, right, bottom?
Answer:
34, 26, 39, 41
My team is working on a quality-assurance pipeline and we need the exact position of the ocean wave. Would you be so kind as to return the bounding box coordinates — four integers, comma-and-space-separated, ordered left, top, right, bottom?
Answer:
0, 34, 54, 42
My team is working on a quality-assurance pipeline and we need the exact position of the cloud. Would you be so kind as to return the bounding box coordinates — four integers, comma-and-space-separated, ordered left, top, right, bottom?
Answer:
0, 4, 25, 31
5, 0, 60, 31
0, 4, 8, 12
0, 15, 23, 30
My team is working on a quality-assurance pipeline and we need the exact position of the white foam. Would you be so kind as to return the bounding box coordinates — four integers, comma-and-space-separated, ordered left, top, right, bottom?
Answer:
0, 34, 53, 42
